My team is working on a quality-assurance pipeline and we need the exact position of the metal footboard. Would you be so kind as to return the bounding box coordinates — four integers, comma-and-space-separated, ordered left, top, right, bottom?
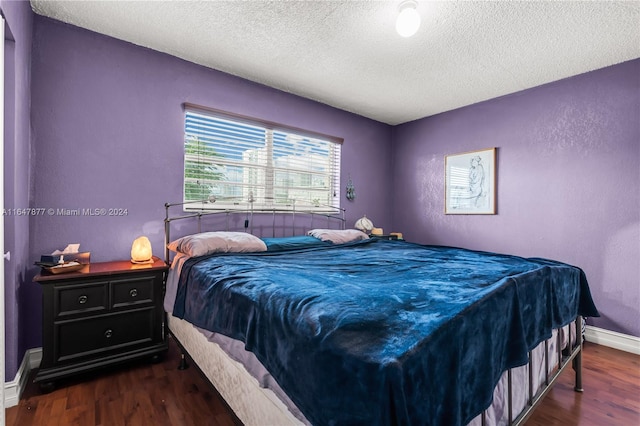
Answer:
504, 316, 583, 426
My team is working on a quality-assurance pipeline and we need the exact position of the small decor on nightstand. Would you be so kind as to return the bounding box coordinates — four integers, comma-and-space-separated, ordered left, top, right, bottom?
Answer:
35, 244, 91, 274
354, 215, 374, 234
131, 236, 153, 264
41, 262, 86, 274
371, 227, 384, 236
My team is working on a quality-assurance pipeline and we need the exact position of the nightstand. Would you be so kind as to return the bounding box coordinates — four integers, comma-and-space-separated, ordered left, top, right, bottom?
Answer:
33, 257, 169, 391
370, 234, 401, 241
369, 232, 402, 241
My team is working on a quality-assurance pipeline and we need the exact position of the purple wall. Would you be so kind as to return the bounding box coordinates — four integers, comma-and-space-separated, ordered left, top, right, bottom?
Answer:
26, 16, 392, 350
392, 59, 640, 337
1, 0, 33, 379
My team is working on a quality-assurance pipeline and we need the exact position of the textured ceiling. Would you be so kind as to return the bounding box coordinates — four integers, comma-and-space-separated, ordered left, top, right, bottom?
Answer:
30, 1, 640, 125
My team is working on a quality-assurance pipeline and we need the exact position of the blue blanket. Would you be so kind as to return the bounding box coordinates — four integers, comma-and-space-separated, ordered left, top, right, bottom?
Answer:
173, 239, 598, 426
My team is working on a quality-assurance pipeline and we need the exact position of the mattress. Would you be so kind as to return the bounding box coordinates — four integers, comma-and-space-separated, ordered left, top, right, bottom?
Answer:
168, 314, 304, 425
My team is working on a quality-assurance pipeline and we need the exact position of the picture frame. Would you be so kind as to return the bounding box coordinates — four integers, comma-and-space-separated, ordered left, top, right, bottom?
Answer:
445, 147, 496, 214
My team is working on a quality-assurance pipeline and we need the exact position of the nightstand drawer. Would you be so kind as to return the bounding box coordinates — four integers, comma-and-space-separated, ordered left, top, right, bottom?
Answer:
55, 282, 108, 318
111, 276, 155, 308
55, 308, 155, 363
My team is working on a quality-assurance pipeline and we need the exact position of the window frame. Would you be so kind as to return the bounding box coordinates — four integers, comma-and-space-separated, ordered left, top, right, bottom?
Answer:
183, 103, 343, 214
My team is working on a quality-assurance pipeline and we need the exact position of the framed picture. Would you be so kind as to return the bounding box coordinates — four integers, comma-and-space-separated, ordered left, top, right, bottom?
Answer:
445, 147, 496, 214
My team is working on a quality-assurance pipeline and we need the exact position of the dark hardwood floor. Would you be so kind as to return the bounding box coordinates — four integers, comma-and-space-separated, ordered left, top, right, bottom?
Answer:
525, 342, 640, 425
6, 336, 240, 426
6, 339, 639, 425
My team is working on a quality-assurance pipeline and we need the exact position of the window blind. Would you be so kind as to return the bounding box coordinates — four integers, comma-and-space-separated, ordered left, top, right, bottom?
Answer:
184, 108, 341, 212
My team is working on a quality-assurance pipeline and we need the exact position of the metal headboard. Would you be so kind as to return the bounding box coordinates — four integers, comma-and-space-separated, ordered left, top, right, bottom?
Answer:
164, 199, 346, 263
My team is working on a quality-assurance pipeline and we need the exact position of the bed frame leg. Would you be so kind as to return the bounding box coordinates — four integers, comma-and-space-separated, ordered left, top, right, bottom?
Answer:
572, 344, 583, 392
178, 352, 189, 370
572, 317, 584, 393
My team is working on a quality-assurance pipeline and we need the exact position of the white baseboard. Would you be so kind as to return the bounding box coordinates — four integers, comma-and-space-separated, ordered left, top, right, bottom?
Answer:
584, 325, 640, 355
4, 347, 42, 408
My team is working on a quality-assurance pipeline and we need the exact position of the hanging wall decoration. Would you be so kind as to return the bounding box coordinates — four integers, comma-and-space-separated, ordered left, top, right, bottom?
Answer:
346, 175, 356, 201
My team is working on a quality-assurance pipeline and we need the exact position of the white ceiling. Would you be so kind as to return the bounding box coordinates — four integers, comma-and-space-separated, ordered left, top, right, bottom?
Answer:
30, 1, 640, 125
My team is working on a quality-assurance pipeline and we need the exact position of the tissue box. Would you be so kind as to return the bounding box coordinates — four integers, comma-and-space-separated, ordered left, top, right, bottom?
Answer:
64, 252, 91, 264
40, 254, 63, 264
41, 252, 91, 264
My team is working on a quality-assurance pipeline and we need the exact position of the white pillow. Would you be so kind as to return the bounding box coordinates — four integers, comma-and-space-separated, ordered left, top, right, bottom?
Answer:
167, 231, 267, 257
307, 229, 369, 244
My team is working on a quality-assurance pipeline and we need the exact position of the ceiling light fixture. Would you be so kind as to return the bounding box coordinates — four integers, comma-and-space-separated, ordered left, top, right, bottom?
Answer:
396, 0, 421, 38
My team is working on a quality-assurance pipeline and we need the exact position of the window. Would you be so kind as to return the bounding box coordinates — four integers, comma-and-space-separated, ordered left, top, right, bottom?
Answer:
183, 105, 342, 213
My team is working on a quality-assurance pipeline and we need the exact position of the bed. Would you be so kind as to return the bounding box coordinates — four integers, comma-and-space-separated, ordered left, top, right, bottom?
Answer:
162, 205, 598, 426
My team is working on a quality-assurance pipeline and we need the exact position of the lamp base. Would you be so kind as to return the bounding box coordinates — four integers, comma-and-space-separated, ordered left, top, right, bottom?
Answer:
131, 258, 154, 264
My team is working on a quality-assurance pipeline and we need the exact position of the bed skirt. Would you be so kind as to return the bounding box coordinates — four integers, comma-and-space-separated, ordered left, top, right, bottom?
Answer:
168, 314, 580, 426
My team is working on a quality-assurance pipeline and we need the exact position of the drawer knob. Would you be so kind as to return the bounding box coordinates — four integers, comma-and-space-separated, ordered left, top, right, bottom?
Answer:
104, 329, 113, 339
129, 288, 138, 298
78, 295, 88, 304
